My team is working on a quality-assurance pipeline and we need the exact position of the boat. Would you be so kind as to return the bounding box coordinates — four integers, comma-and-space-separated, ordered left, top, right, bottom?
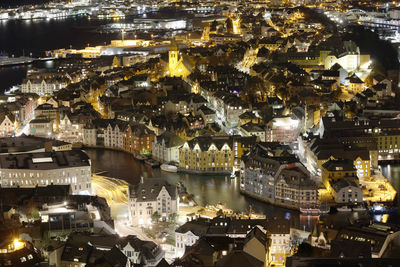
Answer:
0, 56, 34, 67
300, 204, 330, 215
300, 207, 322, 215
369, 203, 397, 214
337, 206, 352, 212
144, 159, 160, 168
134, 154, 147, 161
352, 205, 366, 212
160, 164, 178, 173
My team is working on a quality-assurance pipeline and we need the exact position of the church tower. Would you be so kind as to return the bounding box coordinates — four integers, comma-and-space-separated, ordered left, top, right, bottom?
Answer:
169, 40, 179, 76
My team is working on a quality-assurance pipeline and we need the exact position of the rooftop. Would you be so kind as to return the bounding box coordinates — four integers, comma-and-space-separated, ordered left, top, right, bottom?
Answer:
0, 150, 90, 170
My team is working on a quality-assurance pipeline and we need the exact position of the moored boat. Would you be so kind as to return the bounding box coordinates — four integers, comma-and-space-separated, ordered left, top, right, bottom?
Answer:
145, 159, 160, 168
337, 206, 352, 212
134, 154, 148, 161
369, 203, 397, 214
300, 204, 330, 215
300, 207, 322, 215
160, 164, 178, 173
352, 205, 366, 212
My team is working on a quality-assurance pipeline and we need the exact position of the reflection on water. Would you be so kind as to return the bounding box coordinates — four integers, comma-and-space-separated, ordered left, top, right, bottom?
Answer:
84, 148, 373, 231
378, 164, 400, 224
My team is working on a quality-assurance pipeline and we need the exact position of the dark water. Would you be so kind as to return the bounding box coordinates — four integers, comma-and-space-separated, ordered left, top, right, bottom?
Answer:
0, 0, 50, 8
0, 60, 57, 91
0, 17, 119, 57
0, 17, 121, 91
84, 148, 376, 231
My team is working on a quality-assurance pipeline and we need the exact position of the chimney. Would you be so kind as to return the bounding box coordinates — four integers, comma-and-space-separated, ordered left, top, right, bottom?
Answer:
44, 141, 53, 152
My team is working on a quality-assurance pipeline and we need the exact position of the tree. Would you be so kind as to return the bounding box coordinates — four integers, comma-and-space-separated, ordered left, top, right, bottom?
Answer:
210, 20, 218, 32
244, 76, 266, 103
225, 18, 233, 33
259, 105, 273, 123
151, 212, 161, 223
31, 209, 40, 220
168, 213, 178, 224
216, 209, 224, 217
277, 87, 289, 102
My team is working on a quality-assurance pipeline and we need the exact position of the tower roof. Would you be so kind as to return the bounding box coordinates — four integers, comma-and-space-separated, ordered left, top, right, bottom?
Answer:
169, 40, 179, 51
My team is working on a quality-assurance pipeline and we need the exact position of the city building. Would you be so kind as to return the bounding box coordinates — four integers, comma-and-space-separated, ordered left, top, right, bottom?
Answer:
83, 119, 127, 149
266, 116, 300, 143
321, 158, 358, 186
0, 135, 72, 154
152, 131, 185, 163
179, 135, 256, 174
330, 179, 363, 204
0, 238, 41, 266
167, 40, 192, 79
21, 77, 68, 95
175, 217, 209, 257
0, 150, 92, 195
128, 178, 178, 226
123, 123, 155, 155
174, 217, 291, 266
306, 137, 372, 178
275, 166, 319, 208
241, 143, 318, 209
0, 112, 15, 137
335, 223, 400, 258
34, 103, 60, 130
29, 117, 54, 137
40, 199, 112, 238
59, 232, 164, 267
239, 122, 266, 141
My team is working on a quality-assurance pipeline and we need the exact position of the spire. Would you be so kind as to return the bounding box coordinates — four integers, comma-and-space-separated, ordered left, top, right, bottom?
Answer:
169, 39, 179, 52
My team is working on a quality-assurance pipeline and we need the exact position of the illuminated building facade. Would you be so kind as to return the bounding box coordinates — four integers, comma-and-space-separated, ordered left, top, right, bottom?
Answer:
21, 77, 68, 96
123, 123, 155, 155
241, 144, 318, 209
0, 113, 15, 137
168, 41, 191, 79
266, 116, 300, 143
179, 135, 256, 173
128, 178, 178, 226
0, 150, 92, 195
152, 131, 185, 163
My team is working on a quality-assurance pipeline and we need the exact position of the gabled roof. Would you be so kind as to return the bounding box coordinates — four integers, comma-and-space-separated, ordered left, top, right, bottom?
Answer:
155, 131, 185, 148
198, 105, 215, 115
347, 74, 364, 84
176, 218, 210, 236
129, 178, 177, 202
240, 122, 264, 133
215, 250, 263, 267
244, 226, 267, 245
322, 158, 356, 172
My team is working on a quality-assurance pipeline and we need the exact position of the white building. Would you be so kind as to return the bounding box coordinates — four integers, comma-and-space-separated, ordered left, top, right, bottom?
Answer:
0, 150, 92, 195
275, 166, 319, 208
175, 218, 209, 257
0, 113, 15, 137
83, 119, 127, 149
239, 122, 265, 142
152, 131, 185, 163
21, 77, 68, 96
128, 178, 178, 226
104, 121, 126, 149
30, 118, 54, 137
59, 114, 84, 144
330, 179, 363, 204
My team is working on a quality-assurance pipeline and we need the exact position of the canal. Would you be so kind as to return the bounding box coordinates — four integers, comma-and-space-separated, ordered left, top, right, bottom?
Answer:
84, 148, 386, 231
